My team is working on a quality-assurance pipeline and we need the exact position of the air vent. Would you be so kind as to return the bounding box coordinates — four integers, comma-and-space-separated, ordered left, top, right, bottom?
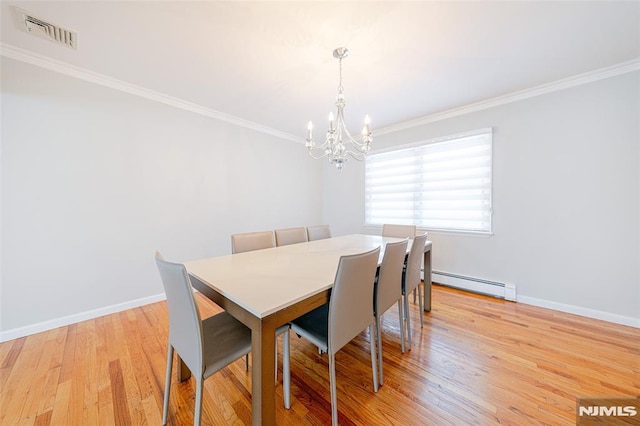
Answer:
13, 7, 78, 50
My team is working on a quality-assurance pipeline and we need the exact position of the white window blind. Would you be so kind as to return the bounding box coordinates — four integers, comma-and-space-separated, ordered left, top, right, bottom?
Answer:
365, 128, 493, 233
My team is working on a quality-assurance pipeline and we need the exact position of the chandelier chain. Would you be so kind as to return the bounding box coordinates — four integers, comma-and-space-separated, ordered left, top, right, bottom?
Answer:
337, 57, 343, 94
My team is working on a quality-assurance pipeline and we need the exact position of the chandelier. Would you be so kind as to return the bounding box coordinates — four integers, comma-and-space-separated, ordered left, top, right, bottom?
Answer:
305, 47, 373, 172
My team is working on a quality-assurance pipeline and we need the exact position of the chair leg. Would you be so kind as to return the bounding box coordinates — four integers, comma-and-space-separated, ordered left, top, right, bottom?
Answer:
329, 352, 338, 426
398, 299, 405, 354
375, 314, 384, 386
405, 292, 412, 351
194, 376, 203, 426
283, 330, 291, 409
275, 334, 279, 383
418, 283, 424, 328
162, 345, 174, 425
413, 287, 417, 303
369, 323, 379, 393
245, 354, 249, 372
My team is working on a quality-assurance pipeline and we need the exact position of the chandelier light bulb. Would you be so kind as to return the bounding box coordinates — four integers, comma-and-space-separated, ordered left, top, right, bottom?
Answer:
307, 121, 313, 142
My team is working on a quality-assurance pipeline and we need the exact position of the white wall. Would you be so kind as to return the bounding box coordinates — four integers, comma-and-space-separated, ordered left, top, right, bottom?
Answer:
324, 71, 639, 325
0, 58, 322, 336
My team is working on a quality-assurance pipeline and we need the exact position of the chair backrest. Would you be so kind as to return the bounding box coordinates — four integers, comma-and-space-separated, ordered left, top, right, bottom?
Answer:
155, 252, 204, 374
375, 239, 409, 315
275, 227, 308, 246
328, 247, 381, 354
404, 233, 428, 294
306, 225, 332, 241
382, 224, 416, 238
231, 231, 276, 254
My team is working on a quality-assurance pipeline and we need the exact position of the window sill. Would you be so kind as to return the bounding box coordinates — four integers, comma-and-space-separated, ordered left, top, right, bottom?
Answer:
363, 224, 493, 238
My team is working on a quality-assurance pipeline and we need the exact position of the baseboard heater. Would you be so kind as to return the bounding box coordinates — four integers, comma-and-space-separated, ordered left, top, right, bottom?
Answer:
432, 270, 516, 301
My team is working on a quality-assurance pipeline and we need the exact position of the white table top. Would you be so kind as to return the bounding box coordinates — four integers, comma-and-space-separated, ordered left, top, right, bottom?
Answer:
185, 234, 412, 318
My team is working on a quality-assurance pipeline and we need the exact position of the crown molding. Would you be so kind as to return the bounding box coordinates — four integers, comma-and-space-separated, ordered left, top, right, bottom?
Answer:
3, 43, 637, 141
376, 58, 640, 135
0, 43, 301, 143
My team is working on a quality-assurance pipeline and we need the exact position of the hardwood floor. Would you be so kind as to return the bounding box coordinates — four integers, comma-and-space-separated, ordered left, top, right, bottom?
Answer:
1, 285, 638, 425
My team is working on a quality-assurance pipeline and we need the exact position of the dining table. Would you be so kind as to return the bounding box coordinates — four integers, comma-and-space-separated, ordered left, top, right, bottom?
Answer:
182, 234, 432, 425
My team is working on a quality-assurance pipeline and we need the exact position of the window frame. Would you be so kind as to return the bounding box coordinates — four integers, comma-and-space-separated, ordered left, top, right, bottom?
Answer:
364, 128, 494, 236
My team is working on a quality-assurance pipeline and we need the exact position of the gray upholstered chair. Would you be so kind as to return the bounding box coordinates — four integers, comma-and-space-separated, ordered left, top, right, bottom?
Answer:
373, 239, 409, 385
381, 223, 416, 238
403, 233, 428, 350
274, 227, 308, 246
230, 230, 289, 381
382, 223, 419, 302
306, 224, 332, 241
155, 252, 251, 426
283, 247, 381, 425
231, 230, 276, 254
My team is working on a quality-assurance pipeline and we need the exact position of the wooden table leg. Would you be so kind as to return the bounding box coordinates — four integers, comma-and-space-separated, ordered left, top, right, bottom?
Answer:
423, 247, 432, 312
252, 320, 276, 426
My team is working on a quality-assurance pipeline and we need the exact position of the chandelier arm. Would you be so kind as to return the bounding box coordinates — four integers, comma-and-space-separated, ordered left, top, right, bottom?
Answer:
307, 140, 332, 158
337, 125, 368, 147
307, 149, 330, 160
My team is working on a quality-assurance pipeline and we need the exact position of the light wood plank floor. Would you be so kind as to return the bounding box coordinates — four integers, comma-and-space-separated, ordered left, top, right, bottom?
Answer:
1, 285, 638, 425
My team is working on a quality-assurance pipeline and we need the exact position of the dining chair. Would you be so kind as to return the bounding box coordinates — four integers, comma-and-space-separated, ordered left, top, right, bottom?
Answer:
381, 223, 419, 302
155, 252, 252, 426
381, 223, 416, 238
306, 224, 332, 241
230, 230, 289, 381
231, 230, 276, 254
403, 233, 428, 351
373, 239, 409, 386
275, 227, 308, 246
283, 247, 381, 425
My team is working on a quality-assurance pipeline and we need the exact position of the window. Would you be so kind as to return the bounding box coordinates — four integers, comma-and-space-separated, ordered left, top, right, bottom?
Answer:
365, 128, 493, 234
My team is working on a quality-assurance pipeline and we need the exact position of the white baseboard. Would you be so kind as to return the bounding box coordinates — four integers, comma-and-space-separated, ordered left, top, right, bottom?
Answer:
0, 293, 167, 343
517, 295, 640, 329
432, 271, 638, 328
3, 288, 636, 343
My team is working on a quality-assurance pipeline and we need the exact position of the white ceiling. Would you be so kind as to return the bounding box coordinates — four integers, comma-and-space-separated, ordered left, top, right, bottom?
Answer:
2, 1, 639, 140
